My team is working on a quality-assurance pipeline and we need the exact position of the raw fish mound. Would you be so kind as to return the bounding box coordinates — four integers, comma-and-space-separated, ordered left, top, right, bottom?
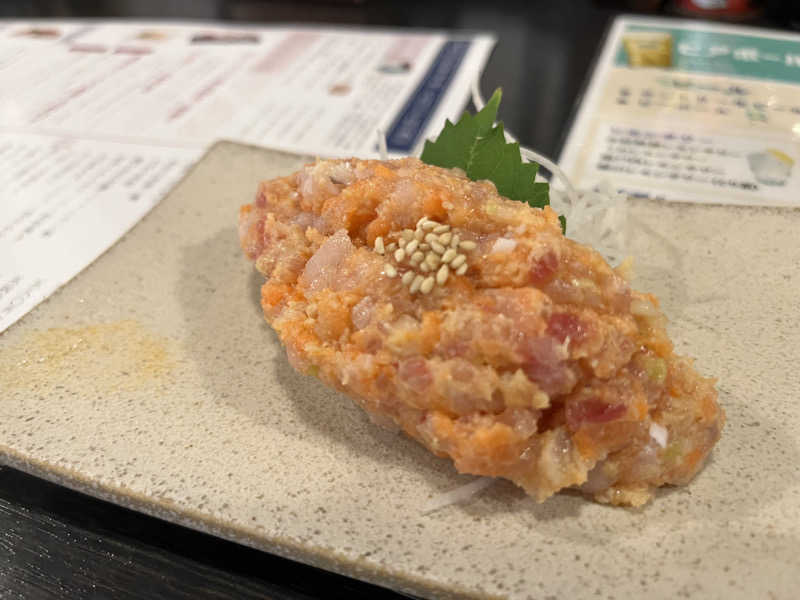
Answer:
239, 157, 723, 506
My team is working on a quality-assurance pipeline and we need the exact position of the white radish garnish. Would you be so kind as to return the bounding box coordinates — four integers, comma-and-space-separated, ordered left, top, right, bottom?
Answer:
490, 237, 517, 254
422, 478, 495, 514
649, 422, 669, 448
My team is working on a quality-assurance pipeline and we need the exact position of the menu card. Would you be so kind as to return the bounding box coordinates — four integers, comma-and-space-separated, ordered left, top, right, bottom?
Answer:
559, 15, 800, 207
0, 20, 495, 332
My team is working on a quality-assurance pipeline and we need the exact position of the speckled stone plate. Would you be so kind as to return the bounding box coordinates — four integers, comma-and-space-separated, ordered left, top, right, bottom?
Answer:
2, 142, 799, 599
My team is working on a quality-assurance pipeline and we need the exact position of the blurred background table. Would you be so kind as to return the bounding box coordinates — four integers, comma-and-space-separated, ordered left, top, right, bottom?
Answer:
0, 1, 796, 598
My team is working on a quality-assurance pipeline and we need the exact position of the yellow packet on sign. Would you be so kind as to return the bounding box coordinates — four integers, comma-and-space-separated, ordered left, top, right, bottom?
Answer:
623, 31, 673, 67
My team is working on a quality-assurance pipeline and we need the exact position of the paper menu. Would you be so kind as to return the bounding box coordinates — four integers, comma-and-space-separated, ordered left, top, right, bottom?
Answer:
0, 132, 200, 332
559, 16, 800, 207
0, 21, 494, 157
0, 20, 495, 333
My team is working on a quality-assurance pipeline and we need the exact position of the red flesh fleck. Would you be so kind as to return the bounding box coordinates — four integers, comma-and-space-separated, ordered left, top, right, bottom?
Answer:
398, 357, 433, 393
565, 400, 627, 431
547, 313, 586, 343
529, 251, 558, 285
519, 336, 574, 395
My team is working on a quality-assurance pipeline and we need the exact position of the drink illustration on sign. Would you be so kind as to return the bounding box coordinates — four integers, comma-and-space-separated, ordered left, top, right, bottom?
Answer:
747, 149, 795, 185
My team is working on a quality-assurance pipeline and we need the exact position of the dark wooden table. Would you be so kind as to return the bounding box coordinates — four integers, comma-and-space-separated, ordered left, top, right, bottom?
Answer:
1, 1, 795, 598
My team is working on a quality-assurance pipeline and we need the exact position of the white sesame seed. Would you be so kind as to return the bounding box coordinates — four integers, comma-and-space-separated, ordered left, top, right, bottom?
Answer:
430, 241, 446, 255
402, 271, 415, 285
414, 228, 425, 241
441, 248, 457, 263
402, 229, 414, 241
420, 262, 431, 273
439, 232, 452, 245
394, 248, 406, 262
384, 263, 397, 278
459, 240, 477, 251
451, 254, 466, 269
416, 216, 429, 228
420, 276, 435, 294
450, 234, 460, 248
387, 242, 397, 252
436, 264, 449, 285
410, 251, 424, 264
398, 237, 407, 248
422, 221, 437, 231
424, 233, 438, 244
456, 263, 468, 276
405, 239, 419, 254
409, 274, 424, 293
419, 243, 430, 251
433, 224, 450, 234
425, 252, 441, 269
374, 236, 385, 254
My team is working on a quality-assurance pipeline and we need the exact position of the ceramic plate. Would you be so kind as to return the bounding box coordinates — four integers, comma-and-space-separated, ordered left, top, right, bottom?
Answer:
2, 142, 798, 599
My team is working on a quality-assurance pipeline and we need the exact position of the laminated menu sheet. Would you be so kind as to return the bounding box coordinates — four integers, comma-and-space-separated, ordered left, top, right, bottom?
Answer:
0, 20, 495, 332
559, 15, 800, 208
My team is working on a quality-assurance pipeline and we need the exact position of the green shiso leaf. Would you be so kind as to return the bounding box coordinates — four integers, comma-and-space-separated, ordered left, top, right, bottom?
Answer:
420, 88, 564, 231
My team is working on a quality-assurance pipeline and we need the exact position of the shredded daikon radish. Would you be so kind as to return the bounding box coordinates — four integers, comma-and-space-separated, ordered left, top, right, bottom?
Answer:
553, 181, 629, 263
422, 477, 495, 514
